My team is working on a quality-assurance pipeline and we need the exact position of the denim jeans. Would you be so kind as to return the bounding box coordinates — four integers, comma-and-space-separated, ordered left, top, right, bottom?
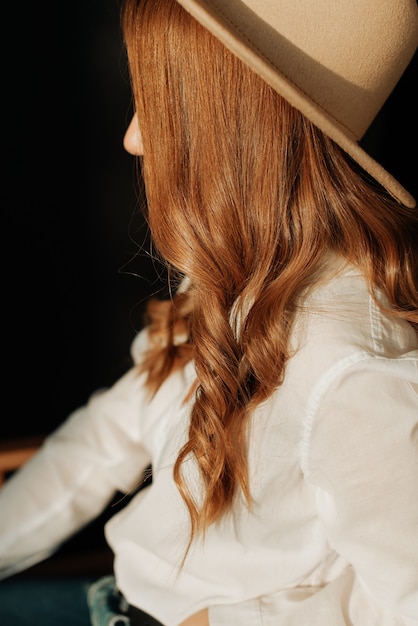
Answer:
0, 574, 162, 626
0, 576, 95, 626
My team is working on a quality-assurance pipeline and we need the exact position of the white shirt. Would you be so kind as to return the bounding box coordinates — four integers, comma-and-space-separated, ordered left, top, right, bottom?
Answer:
0, 265, 417, 626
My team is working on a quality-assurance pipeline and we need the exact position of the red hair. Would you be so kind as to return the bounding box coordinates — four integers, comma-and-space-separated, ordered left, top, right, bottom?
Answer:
122, 0, 418, 538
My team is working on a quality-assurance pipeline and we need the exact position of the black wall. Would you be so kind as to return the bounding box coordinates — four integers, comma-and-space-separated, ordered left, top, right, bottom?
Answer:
4, 3, 417, 440
5, 0, 161, 439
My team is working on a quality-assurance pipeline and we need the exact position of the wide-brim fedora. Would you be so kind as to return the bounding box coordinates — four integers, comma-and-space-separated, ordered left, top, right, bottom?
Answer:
175, 0, 417, 208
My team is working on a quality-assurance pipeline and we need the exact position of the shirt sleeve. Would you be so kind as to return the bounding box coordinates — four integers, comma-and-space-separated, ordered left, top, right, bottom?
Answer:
303, 353, 418, 625
0, 360, 152, 580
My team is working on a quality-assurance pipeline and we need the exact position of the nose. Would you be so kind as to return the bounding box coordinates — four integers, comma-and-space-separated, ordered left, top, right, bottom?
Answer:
123, 115, 144, 156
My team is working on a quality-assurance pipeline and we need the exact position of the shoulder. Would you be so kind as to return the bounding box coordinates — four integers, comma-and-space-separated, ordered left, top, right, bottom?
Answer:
291, 266, 418, 482
279, 263, 417, 423
289, 263, 417, 376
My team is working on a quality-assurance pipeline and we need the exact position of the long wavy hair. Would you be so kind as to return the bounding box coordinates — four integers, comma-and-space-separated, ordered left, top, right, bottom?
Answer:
122, 0, 418, 538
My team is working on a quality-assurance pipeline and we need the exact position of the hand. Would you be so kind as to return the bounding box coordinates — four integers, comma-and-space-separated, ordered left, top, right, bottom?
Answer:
177, 608, 209, 626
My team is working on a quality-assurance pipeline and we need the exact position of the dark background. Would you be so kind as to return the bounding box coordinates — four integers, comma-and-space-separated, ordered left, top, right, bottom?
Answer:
5, 0, 164, 440
4, 1, 418, 441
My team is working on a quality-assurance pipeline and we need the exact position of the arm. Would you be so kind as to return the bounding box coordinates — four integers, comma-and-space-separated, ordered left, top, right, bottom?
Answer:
0, 365, 152, 580
303, 354, 418, 624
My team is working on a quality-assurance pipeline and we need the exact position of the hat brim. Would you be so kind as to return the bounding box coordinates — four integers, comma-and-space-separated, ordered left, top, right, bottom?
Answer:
176, 0, 416, 208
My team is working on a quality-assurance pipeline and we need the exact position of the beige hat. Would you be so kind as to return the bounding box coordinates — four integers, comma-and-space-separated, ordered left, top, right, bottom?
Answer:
175, 0, 418, 207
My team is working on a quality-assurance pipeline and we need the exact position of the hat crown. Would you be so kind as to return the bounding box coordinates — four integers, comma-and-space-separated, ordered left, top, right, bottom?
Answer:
180, 0, 418, 138
178, 0, 418, 206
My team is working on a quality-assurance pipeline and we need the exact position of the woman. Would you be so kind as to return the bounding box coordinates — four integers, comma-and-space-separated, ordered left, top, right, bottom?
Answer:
1, 0, 417, 625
